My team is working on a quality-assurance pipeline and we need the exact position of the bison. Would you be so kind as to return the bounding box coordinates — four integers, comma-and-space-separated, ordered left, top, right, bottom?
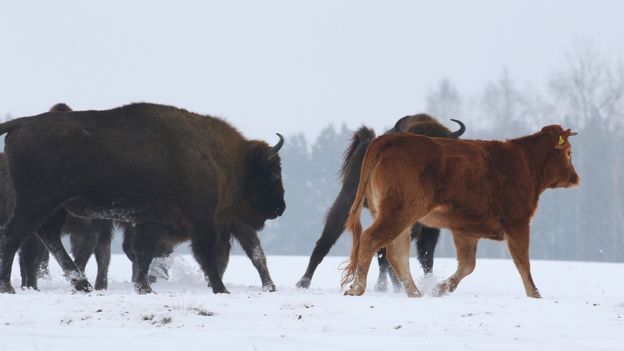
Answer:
0, 103, 285, 294
0, 103, 115, 291
296, 114, 465, 290
343, 125, 579, 298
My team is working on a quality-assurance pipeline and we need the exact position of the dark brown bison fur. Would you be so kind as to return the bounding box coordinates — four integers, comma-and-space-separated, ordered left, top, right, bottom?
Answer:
296, 114, 465, 290
343, 125, 579, 298
0, 103, 285, 294
0, 103, 115, 291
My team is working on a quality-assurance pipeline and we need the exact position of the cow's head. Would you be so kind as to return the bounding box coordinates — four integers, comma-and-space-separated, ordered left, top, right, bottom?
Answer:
243, 134, 286, 227
540, 125, 580, 189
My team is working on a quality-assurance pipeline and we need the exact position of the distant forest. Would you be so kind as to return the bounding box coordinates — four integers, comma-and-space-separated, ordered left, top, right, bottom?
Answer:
2, 46, 622, 263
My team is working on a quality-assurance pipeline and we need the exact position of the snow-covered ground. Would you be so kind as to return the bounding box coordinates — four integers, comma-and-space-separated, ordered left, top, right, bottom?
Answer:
1, 254, 623, 350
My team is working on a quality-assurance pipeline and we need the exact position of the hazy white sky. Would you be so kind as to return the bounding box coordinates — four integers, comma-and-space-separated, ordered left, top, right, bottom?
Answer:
1, 0, 622, 141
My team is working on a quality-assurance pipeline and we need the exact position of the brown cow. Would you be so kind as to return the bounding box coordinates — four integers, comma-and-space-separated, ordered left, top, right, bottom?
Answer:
342, 125, 579, 298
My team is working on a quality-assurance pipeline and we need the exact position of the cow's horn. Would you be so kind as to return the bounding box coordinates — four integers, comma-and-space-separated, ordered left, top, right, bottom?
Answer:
569, 131, 578, 136
268, 133, 284, 160
449, 119, 466, 138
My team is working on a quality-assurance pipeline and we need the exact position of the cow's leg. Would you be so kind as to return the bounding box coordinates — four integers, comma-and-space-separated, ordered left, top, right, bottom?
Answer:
130, 223, 165, 294
386, 229, 421, 297
35, 208, 92, 292
505, 225, 540, 298
434, 232, 478, 296
18, 235, 48, 290
191, 220, 229, 294
92, 223, 112, 290
416, 225, 440, 275
233, 227, 275, 292
345, 214, 409, 296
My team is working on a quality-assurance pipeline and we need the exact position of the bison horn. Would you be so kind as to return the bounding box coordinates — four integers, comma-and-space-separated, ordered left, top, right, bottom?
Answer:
449, 119, 466, 138
268, 133, 284, 160
393, 116, 410, 132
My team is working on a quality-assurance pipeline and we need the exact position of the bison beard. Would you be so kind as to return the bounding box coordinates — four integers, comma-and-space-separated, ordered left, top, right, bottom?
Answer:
296, 114, 466, 291
342, 125, 579, 298
0, 103, 286, 294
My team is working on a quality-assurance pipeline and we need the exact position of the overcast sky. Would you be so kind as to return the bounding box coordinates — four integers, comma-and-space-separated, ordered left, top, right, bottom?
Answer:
1, 0, 622, 141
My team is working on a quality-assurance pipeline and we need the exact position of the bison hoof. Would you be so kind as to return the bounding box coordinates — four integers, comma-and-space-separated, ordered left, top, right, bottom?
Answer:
296, 277, 311, 289
262, 283, 276, 292
73, 280, 93, 293
0, 281, 15, 294
212, 286, 230, 294
374, 279, 388, 292
135, 284, 154, 295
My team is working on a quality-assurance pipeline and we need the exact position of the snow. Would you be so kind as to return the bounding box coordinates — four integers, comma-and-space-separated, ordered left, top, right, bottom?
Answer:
1, 254, 623, 351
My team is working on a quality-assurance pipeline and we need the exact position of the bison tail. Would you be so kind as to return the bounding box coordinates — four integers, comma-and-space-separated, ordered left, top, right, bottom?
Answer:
339, 126, 376, 180
0, 119, 24, 136
341, 142, 377, 288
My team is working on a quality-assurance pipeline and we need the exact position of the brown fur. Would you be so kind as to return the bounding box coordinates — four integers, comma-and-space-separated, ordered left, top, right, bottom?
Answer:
343, 125, 579, 298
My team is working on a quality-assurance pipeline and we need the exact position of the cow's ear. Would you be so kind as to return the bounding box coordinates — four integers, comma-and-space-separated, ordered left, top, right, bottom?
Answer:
555, 129, 577, 149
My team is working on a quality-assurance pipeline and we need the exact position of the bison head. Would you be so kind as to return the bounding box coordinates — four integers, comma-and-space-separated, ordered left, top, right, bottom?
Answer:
243, 134, 286, 227
540, 125, 580, 189
393, 114, 466, 138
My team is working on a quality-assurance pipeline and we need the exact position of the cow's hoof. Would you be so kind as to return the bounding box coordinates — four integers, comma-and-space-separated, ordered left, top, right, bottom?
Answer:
262, 282, 276, 292
0, 281, 15, 294
344, 286, 364, 296
73, 280, 93, 293
528, 290, 542, 299
433, 282, 452, 297
94, 281, 108, 291
296, 277, 311, 289
405, 289, 422, 298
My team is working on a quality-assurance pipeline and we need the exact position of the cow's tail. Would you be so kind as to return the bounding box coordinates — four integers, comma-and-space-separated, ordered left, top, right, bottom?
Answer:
341, 142, 378, 288
0, 119, 24, 136
339, 126, 376, 180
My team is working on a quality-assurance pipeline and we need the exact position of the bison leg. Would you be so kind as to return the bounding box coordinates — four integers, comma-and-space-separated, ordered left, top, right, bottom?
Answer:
0, 205, 58, 294
296, 189, 354, 289
386, 229, 421, 298
416, 225, 440, 275
36, 208, 93, 292
130, 223, 166, 294
92, 223, 113, 290
297, 140, 370, 289
233, 226, 275, 292
18, 235, 48, 290
374, 248, 402, 293
191, 221, 229, 294
70, 231, 98, 274
434, 232, 478, 296
505, 225, 541, 298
